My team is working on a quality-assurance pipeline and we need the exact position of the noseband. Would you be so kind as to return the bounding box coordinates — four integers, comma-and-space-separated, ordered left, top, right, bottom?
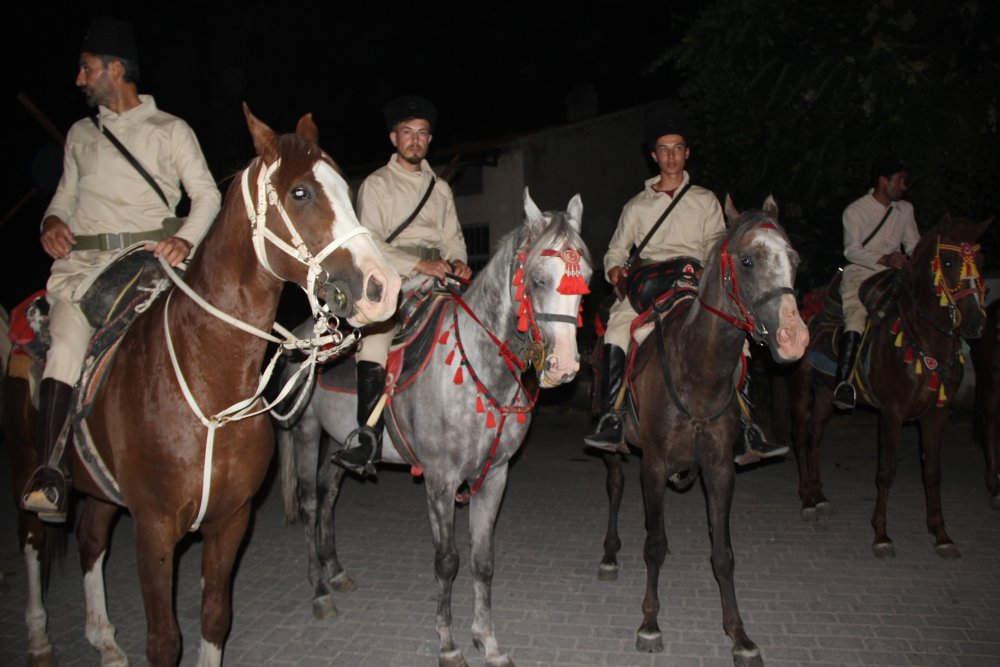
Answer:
698, 222, 793, 343
241, 157, 372, 326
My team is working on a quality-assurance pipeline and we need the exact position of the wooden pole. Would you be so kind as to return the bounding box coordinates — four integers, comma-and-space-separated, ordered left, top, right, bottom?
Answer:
17, 91, 65, 145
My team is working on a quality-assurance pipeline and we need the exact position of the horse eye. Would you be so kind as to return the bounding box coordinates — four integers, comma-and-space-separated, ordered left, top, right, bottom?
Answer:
741, 256, 753, 268
531, 273, 548, 288
291, 186, 311, 201
943, 258, 953, 269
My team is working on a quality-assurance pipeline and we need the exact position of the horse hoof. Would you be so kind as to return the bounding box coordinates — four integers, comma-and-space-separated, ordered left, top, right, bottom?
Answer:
597, 563, 619, 581
816, 500, 833, 515
485, 655, 515, 667
872, 542, 896, 559
438, 648, 469, 667
990, 494, 1000, 510
934, 542, 962, 559
636, 630, 664, 653
733, 648, 764, 667
329, 571, 356, 592
312, 594, 339, 619
800, 507, 818, 522
27, 649, 59, 667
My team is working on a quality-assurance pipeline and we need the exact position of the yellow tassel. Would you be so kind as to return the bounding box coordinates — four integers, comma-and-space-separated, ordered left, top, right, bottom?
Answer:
895, 331, 904, 347
915, 359, 922, 375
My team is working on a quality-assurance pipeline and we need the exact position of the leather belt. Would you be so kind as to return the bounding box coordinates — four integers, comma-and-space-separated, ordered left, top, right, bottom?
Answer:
397, 245, 441, 260
73, 228, 167, 252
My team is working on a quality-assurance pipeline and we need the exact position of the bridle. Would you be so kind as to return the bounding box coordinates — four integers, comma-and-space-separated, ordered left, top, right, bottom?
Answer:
931, 237, 985, 327
697, 222, 794, 344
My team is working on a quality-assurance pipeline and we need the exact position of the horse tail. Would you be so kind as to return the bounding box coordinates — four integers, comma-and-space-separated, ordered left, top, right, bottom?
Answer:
277, 426, 299, 525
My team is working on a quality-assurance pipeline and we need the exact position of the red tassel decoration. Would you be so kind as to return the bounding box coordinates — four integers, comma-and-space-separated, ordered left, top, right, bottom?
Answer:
516, 412, 528, 423
517, 299, 530, 332
445, 349, 455, 365
476, 395, 485, 413
439, 330, 450, 345
903, 347, 914, 364
927, 372, 940, 391
555, 248, 591, 295
890, 319, 901, 334
486, 410, 496, 428
515, 281, 526, 303
453, 366, 464, 385
410, 465, 423, 477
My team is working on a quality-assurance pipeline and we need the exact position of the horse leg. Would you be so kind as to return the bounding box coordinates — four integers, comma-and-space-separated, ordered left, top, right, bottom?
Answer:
919, 411, 960, 558
805, 382, 834, 518
598, 450, 625, 580
316, 436, 354, 593
636, 461, 667, 653
133, 514, 184, 667
77, 498, 129, 667
425, 478, 466, 667
871, 411, 903, 558
702, 458, 761, 667
468, 463, 514, 667
21, 517, 57, 667
197, 503, 252, 667
983, 404, 1000, 509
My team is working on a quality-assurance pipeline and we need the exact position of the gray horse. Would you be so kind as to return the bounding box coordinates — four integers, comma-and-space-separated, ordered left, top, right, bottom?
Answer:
277, 188, 592, 667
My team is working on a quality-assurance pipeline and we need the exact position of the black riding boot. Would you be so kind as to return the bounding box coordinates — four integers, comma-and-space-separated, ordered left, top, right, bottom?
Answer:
331, 361, 386, 477
584, 344, 627, 452
732, 376, 789, 466
832, 330, 861, 410
21, 378, 74, 523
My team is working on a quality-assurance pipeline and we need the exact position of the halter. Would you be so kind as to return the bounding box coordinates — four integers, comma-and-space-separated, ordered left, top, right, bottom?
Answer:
240, 157, 373, 326
697, 222, 794, 343
932, 237, 985, 319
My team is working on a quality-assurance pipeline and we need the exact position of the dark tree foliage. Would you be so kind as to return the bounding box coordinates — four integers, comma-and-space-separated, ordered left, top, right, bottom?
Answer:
661, 0, 1000, 289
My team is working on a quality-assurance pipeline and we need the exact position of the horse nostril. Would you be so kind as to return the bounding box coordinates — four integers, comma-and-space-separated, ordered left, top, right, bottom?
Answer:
366, 275, 384, 303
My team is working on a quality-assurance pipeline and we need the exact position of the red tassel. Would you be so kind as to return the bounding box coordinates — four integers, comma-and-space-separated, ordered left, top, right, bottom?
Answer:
903, 347, 914, 364
439, 330, 450, 345
890, 319, 900, 334
927, 372, 940, 390
513, 266, 524, 286
557, 273, 590, 295
410, 465, 423, 477
515, 282, 525, 302
476, 395, 485, 413
453, 366, 464, 384
516, 412, 528, 423
486, 410, 496, 428
517, 298, 530, 332
445, 349, 455, 365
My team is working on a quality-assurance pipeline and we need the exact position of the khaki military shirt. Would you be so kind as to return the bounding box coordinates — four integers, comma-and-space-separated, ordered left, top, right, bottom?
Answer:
356, 155, 467, 276
843, 191, 920, 271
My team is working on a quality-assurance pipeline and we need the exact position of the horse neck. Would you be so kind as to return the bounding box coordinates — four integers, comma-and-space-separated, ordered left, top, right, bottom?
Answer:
679, 259, 749, 381
897, 256, 957, 348
171, 181, 282, 356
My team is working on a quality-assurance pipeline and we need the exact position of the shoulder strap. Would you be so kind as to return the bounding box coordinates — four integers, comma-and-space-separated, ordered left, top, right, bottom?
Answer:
385, 177, 436, 244
624, 182, 692, 271
90, 115, 170, 209
861, 205, 893, 247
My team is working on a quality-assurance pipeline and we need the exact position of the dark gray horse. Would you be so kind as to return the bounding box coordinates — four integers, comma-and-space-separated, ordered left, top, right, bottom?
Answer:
277, 189, 592, 667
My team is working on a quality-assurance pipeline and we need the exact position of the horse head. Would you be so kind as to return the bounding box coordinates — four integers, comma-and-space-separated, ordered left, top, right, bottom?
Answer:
242, 104, 401, 327
907, 213, 993, 339
515, 188, 593, 387
718, 195, 809, 362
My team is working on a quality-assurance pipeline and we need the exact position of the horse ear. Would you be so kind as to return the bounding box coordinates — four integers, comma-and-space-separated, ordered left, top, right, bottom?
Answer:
763, 195, 779, 219
566, 194, 583, 233
295, 112, 319, 143
974, 215, 994, 239
243, 102, 279, 162
523, 187, 545, 233
724, 194, 739, 227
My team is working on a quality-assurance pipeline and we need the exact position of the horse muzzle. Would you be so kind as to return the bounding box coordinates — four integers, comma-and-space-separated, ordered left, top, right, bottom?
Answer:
320, 280, 354, 319
540, 353, 579, 388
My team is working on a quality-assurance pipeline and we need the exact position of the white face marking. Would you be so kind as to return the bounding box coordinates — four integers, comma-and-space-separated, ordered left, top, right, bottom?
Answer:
312, 161, 363, 240
753, 230, 794, 285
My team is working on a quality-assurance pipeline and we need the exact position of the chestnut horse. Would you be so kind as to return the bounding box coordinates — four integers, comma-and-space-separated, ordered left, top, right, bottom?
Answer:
967, 298, 1000, 509
790, 215, 991, 558
4, 106, 400, 667
595, 198, 808, 667
278, 190, 592, 667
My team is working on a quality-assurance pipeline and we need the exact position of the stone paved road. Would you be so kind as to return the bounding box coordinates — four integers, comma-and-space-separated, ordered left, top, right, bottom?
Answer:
1, 404, 998, 666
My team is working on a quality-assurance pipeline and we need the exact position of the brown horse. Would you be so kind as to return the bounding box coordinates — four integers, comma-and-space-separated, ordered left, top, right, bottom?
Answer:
596, 198, 809, 667
967, 299, 1000, 509
790, 215, 992, 558
5, 106, 400, 667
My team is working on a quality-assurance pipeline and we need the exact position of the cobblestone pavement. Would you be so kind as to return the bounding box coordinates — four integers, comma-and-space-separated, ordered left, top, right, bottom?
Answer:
1, 404, 998, 666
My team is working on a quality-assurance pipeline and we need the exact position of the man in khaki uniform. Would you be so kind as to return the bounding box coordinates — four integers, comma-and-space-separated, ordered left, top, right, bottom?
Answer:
22, 16, 221, 522
586, 118, 785, 464
332, 95, 471, 475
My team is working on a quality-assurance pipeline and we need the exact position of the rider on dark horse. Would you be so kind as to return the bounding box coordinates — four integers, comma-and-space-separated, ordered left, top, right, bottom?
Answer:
833, 155, 920, 409
331, 95, 473, 476
21, 16, 221, 523
585, 116, 785, 463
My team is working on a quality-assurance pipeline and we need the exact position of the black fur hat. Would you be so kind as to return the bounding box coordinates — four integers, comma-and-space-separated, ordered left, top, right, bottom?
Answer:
81, 16, 139, 64
383, 95, 437, 132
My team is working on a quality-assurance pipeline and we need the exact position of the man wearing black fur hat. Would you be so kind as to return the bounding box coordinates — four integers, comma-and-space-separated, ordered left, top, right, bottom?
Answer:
21, 16, 220, 522
331, 95, 471, 475
585, 118, 786, 464
833, 156, 920, 410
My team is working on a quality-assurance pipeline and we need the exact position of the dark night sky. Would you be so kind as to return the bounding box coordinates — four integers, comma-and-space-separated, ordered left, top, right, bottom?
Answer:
1, 2, 697, 311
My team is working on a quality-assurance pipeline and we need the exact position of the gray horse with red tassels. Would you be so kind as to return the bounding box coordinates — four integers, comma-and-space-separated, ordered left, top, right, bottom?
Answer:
276, 188, 592, 667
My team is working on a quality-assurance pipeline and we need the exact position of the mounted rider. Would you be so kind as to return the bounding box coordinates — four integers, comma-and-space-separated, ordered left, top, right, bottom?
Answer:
585, 116, 786, 464
331, 95, 472, 475
833, 155, 920, 410
21, 16, 221, 523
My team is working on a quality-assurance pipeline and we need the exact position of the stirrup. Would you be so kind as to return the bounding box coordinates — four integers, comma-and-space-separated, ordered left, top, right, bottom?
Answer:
331, 427, 379, 477
584, 412, 627, 453
734, 423, 788, 466
832, 381, 856, 410
21, 467, 69, 524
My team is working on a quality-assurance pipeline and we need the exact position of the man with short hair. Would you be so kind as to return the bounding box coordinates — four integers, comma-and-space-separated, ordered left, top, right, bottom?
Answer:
586, 118, 786, 464
331, 95, 471, 475
833, 155, 920, 409
22, 16, 221, 522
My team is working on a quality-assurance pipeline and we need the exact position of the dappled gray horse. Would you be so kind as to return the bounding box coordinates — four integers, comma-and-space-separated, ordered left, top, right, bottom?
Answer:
278, 188, 592, 667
